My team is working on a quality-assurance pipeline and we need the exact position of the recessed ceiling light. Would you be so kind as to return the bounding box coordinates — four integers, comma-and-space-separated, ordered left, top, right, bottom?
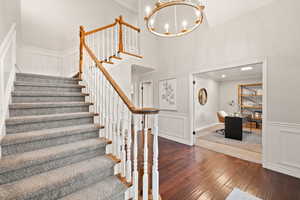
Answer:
241, 66, 253, 71
221, 74, 226, 78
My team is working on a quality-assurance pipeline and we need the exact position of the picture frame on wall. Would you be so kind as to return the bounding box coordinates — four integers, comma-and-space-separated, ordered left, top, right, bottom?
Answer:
159, 78, 177, 110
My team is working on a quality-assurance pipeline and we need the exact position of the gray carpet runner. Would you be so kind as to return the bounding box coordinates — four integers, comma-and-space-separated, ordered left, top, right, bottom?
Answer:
0, 73, 127, 200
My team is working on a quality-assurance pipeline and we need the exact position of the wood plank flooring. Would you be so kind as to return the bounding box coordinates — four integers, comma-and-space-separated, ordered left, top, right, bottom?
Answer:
159, 137, 300, 200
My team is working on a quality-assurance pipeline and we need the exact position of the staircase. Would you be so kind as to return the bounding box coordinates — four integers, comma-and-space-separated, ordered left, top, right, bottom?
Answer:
0, 16, 160, 200
0, 73, 127, 200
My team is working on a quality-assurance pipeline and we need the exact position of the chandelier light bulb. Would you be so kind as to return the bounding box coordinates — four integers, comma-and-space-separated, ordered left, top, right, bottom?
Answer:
145, 6, 151, 16
195, 10, 201, 17
182, 20, 187, 30
164, 23, 170, 33
150, 19, 155, 27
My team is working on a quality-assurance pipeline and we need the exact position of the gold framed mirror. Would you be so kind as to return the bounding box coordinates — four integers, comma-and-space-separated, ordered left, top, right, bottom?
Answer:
198, 88, 208, 105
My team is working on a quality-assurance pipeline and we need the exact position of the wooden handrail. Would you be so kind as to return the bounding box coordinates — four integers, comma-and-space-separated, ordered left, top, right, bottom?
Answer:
120, 51, 143, 59
85, 22, 118, 36
81, 28, 158, 115
118, 16, 140, 32
120, 21, 140, 32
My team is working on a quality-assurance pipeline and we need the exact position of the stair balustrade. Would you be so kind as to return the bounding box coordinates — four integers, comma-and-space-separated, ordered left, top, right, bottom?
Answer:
78, 16, 160, 200
0, 23, 17, 139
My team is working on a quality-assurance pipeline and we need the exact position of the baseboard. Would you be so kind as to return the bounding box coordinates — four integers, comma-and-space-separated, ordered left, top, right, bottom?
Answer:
195, 123, 221, 132
263, 162, 300, 179
159, 133, 191, 146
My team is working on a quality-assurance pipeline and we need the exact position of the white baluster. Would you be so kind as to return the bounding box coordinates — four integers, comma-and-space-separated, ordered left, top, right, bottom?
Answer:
112, 90, 116, 156
106, 29, 109, 61
108, 84, 113, 153
152, 114, 159, 200
111, 28, 114, 57
105, 79, 109, 141
99, 72, 104, 137
135, 31, 138, 55
91, 66, 95, 113
126, 110, 132, 183
120, 105, 126, 177
138, 31, 141, 55
97, 32, 100, 59
131, 29, 133, 52
116, 98, 121, 174
132, 115, 139, 200
143, 115, 149, 200
114, 25, 118, 56
124, 27, 127, 52
101, 31, 104, 61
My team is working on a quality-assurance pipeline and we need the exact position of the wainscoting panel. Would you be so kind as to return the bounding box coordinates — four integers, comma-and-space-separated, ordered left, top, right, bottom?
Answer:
158, 114, 190, 145
19, 46, 63, 76
19, 46, 78, 77
264, 122, 300, 178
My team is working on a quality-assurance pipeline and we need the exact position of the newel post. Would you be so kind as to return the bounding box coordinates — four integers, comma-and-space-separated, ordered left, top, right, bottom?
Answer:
79, 26, 85, 79
117, 16, 124, 53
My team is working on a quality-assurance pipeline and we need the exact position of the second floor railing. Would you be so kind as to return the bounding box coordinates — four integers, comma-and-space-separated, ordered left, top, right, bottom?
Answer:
78, 16, 160, 200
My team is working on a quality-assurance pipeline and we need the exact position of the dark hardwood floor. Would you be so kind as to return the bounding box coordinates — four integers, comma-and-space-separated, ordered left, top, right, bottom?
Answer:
159, 137, 300, 200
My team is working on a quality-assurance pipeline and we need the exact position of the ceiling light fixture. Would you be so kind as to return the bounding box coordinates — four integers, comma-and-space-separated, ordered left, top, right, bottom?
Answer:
241, 66, 253, 71
222, 74, 226, 78
144, 0, 206, 37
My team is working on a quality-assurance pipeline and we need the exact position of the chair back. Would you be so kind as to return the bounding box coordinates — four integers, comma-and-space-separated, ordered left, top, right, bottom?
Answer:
217, 111, 228, 123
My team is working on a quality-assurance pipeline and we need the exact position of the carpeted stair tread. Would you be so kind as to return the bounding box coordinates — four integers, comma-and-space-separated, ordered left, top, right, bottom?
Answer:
60, 176, 127, 200
9, 102, 93, 109
0, 156, 114, 200
14, 81, 85, 88
16, 73, 81, 81
6, 112, 97, 125
12, 91, 88, 97
0, 138, 107, 174
1, 124, 103, 146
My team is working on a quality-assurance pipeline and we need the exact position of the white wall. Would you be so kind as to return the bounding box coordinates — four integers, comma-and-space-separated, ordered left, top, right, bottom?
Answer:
18, 46, 78, 77
139, 0, 300, 178
194, 77, 219, 130
0, 0, 20, 44
219, 78, 262, 114
19, 0, 138, 76
107, 58, 133, 97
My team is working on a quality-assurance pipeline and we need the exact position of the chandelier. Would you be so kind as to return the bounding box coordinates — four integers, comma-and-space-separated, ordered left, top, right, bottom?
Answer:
144, 0, 205, 37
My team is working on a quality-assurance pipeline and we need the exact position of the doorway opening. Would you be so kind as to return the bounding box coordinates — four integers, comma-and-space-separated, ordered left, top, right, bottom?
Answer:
190, 60, 267, 164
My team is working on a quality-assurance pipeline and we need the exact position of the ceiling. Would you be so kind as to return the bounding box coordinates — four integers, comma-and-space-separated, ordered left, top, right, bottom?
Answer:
114, 0, 138, 13
115, 0, 275, 26
196, 63, 263, 82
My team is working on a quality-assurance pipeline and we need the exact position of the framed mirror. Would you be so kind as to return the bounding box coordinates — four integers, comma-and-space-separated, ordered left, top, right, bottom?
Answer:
198, 88, 208, 105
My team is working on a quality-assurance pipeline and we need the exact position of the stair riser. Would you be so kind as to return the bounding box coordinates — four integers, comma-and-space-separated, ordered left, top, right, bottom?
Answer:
15, 85, 82, 93
12, 96, 85, 103
16, 76, 79, 85
6, 117, 94, 134
10, 106, 90, 117
0, 147, 106, 185
2, 131, 99, 156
